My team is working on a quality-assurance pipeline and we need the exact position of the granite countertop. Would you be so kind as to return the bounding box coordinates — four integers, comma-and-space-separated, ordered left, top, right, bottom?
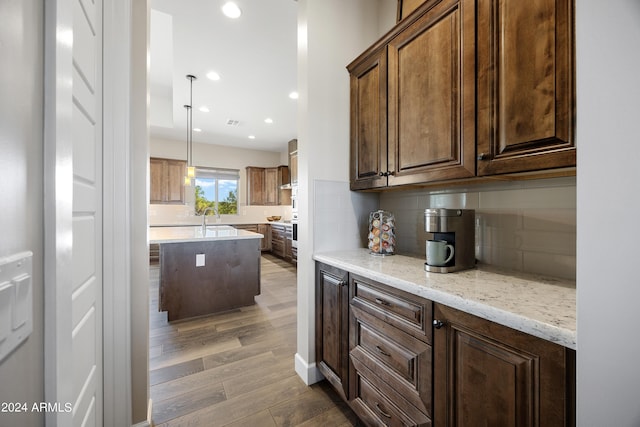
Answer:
150, 221, 292, 227
313, 249, 576, 350
149, 225, 263, 244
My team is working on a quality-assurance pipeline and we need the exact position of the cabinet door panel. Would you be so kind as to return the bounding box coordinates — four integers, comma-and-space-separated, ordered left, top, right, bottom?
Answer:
166, 160, 186, 203
264, 167, 278, 205
388, 0, 475, 185
149, 158, 164, 203
433, 303, 574, 427
349, 49, 388, 190
315, 263, 350, 400
476, 0, 575, 175
150, 157, 185, 204
246, 167, 265, 205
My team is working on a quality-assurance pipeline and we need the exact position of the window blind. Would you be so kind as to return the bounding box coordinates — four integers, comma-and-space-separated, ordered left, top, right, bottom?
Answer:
195, 167, 240, 180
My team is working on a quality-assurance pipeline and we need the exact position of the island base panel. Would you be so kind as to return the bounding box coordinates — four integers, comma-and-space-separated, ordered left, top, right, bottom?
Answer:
159, 239, 261, 321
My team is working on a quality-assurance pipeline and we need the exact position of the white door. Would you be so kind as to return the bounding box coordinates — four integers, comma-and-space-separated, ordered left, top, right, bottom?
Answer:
45, 0, 103, 425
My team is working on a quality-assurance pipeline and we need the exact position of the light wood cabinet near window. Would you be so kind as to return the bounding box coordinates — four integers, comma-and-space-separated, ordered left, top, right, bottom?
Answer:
246, 166, 290, 206
234, 224, 271, 251
150, 157, 186, 204
246, 166, 266, 205
288, 139, 298, 185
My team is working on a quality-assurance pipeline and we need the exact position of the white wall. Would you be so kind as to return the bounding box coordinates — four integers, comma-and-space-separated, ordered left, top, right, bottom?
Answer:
294, 0, 394, 383
149, 136, 291, 225
0, 0, 45, 425
576, 1, 640, 424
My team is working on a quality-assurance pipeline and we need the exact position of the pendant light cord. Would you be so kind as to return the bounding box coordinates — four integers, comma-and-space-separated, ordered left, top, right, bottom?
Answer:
186, 74, 197, 168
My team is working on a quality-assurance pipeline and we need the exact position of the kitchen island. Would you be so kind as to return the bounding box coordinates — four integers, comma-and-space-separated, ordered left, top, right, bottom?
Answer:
150, 226, 263, 321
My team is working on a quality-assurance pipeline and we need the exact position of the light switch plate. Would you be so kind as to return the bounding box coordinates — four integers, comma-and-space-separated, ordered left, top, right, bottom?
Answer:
0, 251, 33, 364
196, 253, 205, 267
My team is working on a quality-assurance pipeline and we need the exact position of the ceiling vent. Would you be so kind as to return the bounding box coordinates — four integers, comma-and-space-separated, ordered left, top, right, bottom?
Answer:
226, 119, 240, 127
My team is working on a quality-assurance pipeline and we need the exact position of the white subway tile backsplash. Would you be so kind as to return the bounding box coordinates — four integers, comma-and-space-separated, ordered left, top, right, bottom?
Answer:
379, 177, 576, 279
313, 180, 379, 253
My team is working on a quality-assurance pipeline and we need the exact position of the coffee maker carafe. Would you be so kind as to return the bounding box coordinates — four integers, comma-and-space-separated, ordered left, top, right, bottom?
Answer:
424, 208, 475, 273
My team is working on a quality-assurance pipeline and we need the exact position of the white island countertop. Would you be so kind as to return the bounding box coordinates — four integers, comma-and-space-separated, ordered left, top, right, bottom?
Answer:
314, 249, 576, 350
149, 225, 263, 244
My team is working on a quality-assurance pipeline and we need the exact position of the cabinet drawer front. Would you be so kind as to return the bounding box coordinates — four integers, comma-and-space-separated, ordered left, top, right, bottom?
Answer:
351, 363, 432, 427
271, 240, 284, 256
351, 275, 432, 343
359, 321, 416, 382
351, 307, 433, 417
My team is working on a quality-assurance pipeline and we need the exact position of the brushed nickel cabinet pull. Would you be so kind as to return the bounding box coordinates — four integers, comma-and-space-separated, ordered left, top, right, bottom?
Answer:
374, 298, 390, 306
375, 402, 392, 418
376, 345, 390, 357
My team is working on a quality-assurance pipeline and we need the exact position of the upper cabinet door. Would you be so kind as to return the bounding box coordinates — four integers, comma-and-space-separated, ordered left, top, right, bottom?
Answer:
387, 0, 476, 186
349, 48, 389, 190
476, 0, 575, 175
150, 157, 186, 204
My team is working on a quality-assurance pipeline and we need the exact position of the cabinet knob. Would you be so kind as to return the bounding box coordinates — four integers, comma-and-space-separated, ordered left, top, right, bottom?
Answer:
338, 280, 347, 287
477, 153, 489, 160
433, 319, 445, 329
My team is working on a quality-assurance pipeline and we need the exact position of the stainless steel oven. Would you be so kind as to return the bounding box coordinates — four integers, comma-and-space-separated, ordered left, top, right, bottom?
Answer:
291, 213, 298, 248
291, 185, 298, 215
291, 186, 298, 248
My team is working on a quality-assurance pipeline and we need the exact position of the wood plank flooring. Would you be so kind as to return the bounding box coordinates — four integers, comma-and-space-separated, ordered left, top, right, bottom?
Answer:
149, 254, 362, 427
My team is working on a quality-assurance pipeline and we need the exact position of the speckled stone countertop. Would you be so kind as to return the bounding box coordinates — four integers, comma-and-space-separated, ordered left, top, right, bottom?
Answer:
149, 225, 263, 244
313, 249, 576, 350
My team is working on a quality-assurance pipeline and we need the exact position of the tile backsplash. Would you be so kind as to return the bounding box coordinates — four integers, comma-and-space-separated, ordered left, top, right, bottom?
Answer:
149, 203, 292, 226
379, 177, 576, 280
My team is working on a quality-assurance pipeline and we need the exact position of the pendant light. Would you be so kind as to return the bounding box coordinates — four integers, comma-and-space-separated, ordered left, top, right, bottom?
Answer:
184, 74, 197, 186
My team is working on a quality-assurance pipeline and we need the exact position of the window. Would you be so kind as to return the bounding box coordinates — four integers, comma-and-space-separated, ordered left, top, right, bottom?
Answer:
194, 167, 239, 215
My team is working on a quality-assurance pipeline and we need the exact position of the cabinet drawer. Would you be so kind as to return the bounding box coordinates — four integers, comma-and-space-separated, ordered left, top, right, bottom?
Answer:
351, 361, 432, 427
271, 240, 284, 253
351, 307, 432, 417
351, 274, 432, 343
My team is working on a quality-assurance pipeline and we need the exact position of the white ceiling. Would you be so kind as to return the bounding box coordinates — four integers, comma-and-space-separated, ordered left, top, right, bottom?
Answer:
150, 0, 298, 153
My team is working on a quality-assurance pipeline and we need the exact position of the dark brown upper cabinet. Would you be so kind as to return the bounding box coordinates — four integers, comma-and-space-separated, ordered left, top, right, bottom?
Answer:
348, 0, 575, 190
475, 0, 576, 175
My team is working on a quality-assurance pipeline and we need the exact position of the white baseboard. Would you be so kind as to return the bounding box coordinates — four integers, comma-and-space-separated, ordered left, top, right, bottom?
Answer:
131, 399, 153, 427
294, 352, 324, 385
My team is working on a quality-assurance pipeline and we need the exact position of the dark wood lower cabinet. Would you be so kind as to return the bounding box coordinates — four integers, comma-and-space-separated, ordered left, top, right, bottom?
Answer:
433, 303, 575, 427
315, 262, 575, 427
315, 263, 350, 400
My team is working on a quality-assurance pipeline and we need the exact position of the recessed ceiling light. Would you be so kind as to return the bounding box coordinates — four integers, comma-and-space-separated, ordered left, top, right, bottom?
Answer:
199, 106, 210, 113
193, 128, 202, 132
264, 118, 273, 124
248, 135, 256, 139
289, 91, 299, 99
222, 2, 242, 19
206, 71, 220, 81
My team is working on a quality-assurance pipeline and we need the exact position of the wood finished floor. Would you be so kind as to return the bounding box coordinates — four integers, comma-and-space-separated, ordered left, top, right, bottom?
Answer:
149, 254, 362, 427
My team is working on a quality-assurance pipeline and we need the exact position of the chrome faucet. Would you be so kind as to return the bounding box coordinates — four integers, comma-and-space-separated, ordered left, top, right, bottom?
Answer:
201, 206, 219, 234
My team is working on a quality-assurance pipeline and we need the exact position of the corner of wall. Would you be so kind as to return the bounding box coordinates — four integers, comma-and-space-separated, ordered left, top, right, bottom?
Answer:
294, 353, 324, 386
